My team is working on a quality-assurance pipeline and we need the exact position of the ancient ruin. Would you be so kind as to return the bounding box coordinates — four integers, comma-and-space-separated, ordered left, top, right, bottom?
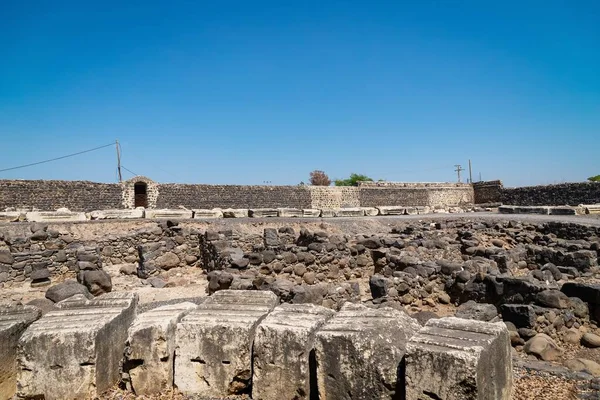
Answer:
0, 178, 599, 399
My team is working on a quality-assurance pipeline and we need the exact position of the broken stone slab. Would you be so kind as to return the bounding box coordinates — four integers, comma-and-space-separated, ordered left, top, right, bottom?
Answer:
499, 205, 549, 215
361, 207, 379, 216
89, 208, 144, 220
334, 207, 365, 217
249, 208, 278, 218
174, 290, 279, 396
193, 209, 224, 219
405, 317, 512, 400
0, 211, 24, 222
315, 303, 421, 399
319, 209, 335, 218
405, 206, 429, 215
581, 204, 600, 215
25, 211, 88, 222
377, 206, 405, 216
253, 303, 335, 400
302, 209, 321, 218
17, 292, 138, 400
222, 208, 249, 218
0, 305, 41, 400
144, 209, 193, 219
549, 206, 576, 216
276, 208, 303, 218
126, 302, 197, 395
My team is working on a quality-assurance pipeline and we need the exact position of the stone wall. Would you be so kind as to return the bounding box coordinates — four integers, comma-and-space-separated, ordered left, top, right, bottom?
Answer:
359, 183, 473, 208
501, 182, 600, 206
0, 180, 123, 212
155, 184, 313, 209
473, 180, 503, 204
307, 186, 360, 209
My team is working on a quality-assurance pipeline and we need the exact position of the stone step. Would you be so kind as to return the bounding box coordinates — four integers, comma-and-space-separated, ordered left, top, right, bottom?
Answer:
144, 209, 193, 219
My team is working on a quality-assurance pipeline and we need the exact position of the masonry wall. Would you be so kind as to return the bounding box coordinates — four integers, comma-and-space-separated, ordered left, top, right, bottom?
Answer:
501, 182, 600, 206
0, 180, 123, 212
473, 180, 503, 204
359, 183, 473, 208
155, 184, 313, 209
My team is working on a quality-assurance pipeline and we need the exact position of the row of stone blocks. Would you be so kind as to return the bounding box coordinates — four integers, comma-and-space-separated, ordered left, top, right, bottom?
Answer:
0, 291, 513, 400
498, 205, 577, 215
0, 206, 432, 223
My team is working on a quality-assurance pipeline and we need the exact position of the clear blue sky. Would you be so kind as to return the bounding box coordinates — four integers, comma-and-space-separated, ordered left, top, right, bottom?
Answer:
1, 1, 598, 186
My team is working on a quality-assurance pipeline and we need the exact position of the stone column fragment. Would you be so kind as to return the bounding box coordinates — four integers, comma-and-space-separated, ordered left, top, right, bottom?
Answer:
174, 290, 279, 397
315, 303, 421, 400
253, 303, 335, 400
0, 305, 41, 400
17, 292, 138, 400
126, 302, 197, 395
405, 316, 512, 400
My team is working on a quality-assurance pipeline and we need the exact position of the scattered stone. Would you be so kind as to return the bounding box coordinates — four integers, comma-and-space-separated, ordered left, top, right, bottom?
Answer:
564, 358, 600, 377
79, 270, 112, 296
581, 332, 600, 348
523, 333, 564, 361
45, 280, 93, 303
455, 300, 497, 322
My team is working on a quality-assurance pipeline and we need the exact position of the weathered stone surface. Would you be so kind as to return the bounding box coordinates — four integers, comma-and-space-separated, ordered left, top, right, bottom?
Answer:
498, 205, 549, 215
0, 250, 14, 265
174, 290, 279, 396
549, 206, 576, 215
376, 206, 405, 216
144, 209, 193, 219
222, 208, 249, 218
193, 209, 223, 219
319, 209, 335, 218
302, 209, 321, 217
276, 208, 303, 218
0, 211, 23, 222
25, 210, 88, 222
334, 207, 365, 217
361, 207, 379, 216
154, 252, 181, 270
455, 300, 498, 322
89, 209, 144, 219
45, 280, 93, 303
406, 317, 512, 400
315, 303, 420, 400
581, 333, 600, 348
17, 292, 138, 400
126, 302, 197, 395
564, 358, 600, 377
501, 304, 536, 329
253, 303, 335, 400
536, 290, 570, 309
523, 333, 563, 361
0, 305, 41, 400
79, 270, 112, 296
249, 208, 278, 218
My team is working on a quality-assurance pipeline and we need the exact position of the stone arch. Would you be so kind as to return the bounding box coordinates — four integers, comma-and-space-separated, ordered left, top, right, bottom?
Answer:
121, 176, 159, 209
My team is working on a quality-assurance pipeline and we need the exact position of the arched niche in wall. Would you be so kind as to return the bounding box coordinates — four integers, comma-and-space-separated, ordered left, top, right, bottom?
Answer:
121, 176, 159, 209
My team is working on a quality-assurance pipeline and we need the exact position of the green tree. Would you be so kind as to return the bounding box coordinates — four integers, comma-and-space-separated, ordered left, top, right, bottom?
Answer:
334, 173, 374, 186
588, 175, 600, 182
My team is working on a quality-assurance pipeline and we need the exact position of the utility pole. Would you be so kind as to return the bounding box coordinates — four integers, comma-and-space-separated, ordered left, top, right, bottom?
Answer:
468, 159, 473, 184
454, 164, 463, 183
116, 140, 122, 183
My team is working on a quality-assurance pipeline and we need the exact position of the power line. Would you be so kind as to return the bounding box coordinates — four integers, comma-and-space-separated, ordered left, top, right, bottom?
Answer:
0, 142, 116, 173
121, 165, 138, 177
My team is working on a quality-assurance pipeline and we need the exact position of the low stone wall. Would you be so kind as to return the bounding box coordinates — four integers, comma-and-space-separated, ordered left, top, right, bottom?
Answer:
473, 180, 503, 204
473, 180, 600, 206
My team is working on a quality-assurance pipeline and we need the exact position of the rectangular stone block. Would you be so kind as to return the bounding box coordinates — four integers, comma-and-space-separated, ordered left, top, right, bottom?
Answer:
193, 208, 224, 219
89, 208, 145, 220
361, 207, 379, 216
582, 204, 600, 214
334, 207, 365, 217
249, 208, 278, 218
222, 208, 249, 218
25, 211, 88, 222
549, 206, 576, 215
0, 212, 23, 222
498, 205, 516, 214
175, 290, 279, 396
377, 206, 405, 216
0, 305, 41, 400
253, 304, 335, 400
405, 317, 512, 400
315, 303, 420, 399
302, 209, 321, 218
144, 209, 193, 219
17, 292, 138, 400
320, 209, 335, 218
126, 302, 197, 395
277, 208, 303, 218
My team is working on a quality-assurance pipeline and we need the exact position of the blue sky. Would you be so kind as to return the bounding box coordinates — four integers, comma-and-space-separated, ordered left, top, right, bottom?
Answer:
1, 1, 598, 186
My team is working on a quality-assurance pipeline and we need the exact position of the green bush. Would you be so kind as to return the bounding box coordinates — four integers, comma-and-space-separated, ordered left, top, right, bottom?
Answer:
334, 173, 374, 186
588, 175, 600, 182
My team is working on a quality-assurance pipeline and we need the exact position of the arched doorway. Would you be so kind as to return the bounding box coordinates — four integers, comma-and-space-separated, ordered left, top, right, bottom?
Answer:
134, 182, 148, 208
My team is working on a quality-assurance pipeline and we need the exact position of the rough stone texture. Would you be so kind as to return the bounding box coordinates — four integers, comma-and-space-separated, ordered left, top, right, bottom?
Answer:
359, 183, 473, 208
473, 180, 503, 204
174, 290, 279, 397
253, 303, 335, 400
315, 303, 420, 400
276, 208, 303, 218
26, 210, 88, 222
126, 302, 197, 395
45, 280, 93, 303
502, 182, 600, 206
0, 305, 41, 400
193, 209, 224, 218
307, 186, 360, 209
498, 205, 549, 215
334, 208, 365, 217
89, 209, 144, 219
249, 208, 278, 218
0, 180, 123, 212
223, 208, 249, 218
377, 206, 406, 216
361, 207, 379, 216
302, 209, 321, 217
405, 317, 512, 400
17, 292, 138, 400
144, 209, 193, 219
